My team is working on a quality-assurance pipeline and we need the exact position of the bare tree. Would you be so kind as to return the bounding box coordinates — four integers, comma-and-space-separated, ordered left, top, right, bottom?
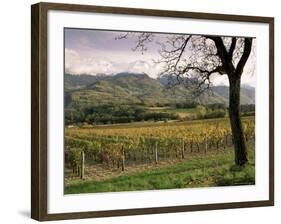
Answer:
117, 33, 254, 166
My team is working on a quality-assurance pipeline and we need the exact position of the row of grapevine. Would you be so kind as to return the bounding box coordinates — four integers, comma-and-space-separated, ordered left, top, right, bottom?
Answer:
65, 117, 255, 175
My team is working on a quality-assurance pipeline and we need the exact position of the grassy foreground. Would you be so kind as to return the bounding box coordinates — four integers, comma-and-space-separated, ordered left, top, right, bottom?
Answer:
65, 144, 255, 194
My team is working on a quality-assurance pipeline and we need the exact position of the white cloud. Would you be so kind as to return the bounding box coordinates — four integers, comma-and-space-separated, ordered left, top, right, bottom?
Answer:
65, 48, 115, 74
65, 47, 256, 87
210, 74, 229, 86
65, 48, 163, 77
65, 48, 80, 73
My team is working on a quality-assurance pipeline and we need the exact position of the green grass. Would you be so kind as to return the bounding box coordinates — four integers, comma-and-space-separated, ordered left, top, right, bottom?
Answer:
65, 144, 255, 194
149, 107, 195, 113
148, 106, 196, 118
163, 108, 196, 113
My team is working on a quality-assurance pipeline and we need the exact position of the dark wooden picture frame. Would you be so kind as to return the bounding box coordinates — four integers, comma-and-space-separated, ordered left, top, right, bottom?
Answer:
31, 2, 274, 221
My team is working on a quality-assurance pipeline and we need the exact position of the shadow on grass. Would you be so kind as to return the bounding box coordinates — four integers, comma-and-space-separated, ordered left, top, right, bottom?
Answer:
214, 163, 255, 186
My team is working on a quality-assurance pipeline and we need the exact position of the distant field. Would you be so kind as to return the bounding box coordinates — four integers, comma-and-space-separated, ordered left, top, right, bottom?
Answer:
67, 116, 253, 131
149, 106, 196, 118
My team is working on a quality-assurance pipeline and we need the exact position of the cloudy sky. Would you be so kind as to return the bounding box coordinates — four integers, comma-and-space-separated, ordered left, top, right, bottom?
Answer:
65, 28, 256, 87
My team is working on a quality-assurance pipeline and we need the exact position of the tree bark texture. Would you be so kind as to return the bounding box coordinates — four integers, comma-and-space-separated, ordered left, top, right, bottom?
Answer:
228, 76, 248, 165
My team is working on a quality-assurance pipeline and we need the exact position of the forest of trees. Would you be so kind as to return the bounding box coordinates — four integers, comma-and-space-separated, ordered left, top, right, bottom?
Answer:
65, 103, 254, 125
65, 105, 179, 125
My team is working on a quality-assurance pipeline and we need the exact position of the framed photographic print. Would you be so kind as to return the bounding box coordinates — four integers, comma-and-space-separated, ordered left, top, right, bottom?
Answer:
31, 2, 274, 221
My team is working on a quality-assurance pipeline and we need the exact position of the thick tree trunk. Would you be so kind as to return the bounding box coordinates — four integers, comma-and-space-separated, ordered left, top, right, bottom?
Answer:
228, 76, 248, 165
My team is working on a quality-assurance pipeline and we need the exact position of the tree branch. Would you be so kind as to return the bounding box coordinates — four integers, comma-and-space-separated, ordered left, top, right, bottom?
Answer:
228, 37, 237, 58
174, 36, 192, 68
115, 33, 252, 97
235, 38, 253, 76
206, 36, 235, 74
182, 65, 225, 76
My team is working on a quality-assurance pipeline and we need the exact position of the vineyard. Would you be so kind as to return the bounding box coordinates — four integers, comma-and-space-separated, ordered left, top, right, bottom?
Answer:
65, 117, 255, 180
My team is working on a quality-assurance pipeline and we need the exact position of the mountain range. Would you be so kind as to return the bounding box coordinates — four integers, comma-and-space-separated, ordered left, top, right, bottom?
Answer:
64, 72, 255, 108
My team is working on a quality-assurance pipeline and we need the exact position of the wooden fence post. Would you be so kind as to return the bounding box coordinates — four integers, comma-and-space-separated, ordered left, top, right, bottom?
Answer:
80, 151, 85, 179
204, 138, 208, 154
197, 142, 200, 152
75, 164, 79, 176
155, 141, 158, 164
122, 146, 125, 171
181, 139, 185, 159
